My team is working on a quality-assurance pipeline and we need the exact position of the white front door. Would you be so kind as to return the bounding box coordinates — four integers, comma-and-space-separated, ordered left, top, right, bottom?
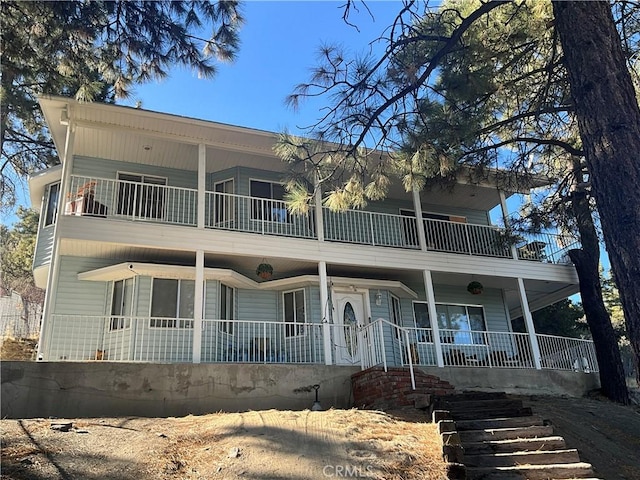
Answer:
333, 291, 368, 365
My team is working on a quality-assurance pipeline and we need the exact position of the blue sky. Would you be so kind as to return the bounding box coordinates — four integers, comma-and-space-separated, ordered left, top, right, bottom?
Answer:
120, 1, 401, 134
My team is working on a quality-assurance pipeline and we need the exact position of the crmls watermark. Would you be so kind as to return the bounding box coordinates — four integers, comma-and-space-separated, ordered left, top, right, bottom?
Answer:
322, 464, 375, 478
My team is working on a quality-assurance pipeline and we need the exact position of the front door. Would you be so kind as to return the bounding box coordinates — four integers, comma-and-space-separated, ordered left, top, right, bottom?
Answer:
333, 291, 368, 365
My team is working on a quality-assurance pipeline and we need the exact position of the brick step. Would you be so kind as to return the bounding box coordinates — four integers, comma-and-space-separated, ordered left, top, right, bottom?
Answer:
456, 415, 545, 431
467, 462, 596, 480
465, 449, 581, 468
438, 397, 524, 411
451, 406, 533, 421
459, 425, 555, 443
463, 436, 566, 455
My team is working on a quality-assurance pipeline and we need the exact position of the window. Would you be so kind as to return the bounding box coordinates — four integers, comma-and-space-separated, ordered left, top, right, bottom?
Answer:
412, 302, 433, 342
219, 283, 235, 334
110, 278, 133, 330
117, 173, 167, 220
283, 289, 305, 337
437, 304, 486, 345
44, 183, 60, 226
213, 179, 234, 225
150, 278, 194, 328
390, 295, 402, 338
250, 179, 289, 223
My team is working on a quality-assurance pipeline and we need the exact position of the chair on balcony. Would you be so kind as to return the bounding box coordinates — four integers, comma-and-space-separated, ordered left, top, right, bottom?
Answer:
488, 350, 520, 367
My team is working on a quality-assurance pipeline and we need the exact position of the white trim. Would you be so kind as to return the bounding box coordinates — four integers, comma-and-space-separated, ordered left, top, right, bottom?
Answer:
77, 264, 419, 299
399, 207, 468, 223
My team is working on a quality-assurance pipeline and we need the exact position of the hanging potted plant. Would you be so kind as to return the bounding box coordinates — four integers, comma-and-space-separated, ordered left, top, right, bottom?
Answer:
256, 261, 273, 280
467, 281, 484, 295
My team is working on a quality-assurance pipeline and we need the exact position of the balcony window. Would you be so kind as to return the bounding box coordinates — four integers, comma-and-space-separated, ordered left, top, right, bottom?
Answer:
150, 278, 194, 328
283, 289, 305, 337
250, 180, 289, 223
44, 182, 60, 226
117, 173, 166, 220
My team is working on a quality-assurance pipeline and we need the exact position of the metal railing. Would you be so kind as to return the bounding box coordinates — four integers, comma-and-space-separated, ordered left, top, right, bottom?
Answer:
40, 315, 598, 374
516, 231, 579, 264
42, 315, 325, 364
537, 333, 599, 372
323, 208, 420, 249
361, 318, 417, 389
423, 218, 512, 258
63, 176, 578, 263
67, 175, 198, 225
201, 319, 324, 364
204, 191, 316, 239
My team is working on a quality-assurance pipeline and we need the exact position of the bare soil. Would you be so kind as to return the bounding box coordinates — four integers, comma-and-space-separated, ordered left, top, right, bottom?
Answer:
1, 409, 446, 480
2, 394, 639, 480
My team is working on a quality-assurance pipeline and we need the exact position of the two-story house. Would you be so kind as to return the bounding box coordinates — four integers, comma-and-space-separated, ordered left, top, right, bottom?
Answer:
29, 96, 597, 382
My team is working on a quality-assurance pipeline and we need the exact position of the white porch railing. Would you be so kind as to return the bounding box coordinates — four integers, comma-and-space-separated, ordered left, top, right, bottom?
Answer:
41, 315, 598, 373
204, 191, 316, 238
537, 333, 599, 372
42, 315, 325, 364
424, 218, 511, 258
201, 319, 324, 363
516, 231, 580, 264
67, 176, 198, 225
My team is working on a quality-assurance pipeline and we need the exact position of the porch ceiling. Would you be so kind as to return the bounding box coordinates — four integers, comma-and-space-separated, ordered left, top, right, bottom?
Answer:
39, 95, 535, 211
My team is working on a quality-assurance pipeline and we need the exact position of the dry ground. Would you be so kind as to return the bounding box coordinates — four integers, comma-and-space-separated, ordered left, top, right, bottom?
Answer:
1, 409, 446, 480
2, 393, 640, 480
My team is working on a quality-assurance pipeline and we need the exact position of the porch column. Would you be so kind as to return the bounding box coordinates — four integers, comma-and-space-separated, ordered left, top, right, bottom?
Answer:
517, 277, 542, 369
192, 250, 205, 363
412, 189, 428, 251
38, 115, 76, 361
314, 174, 325, 241
423, 270, 444, 367
318, 261, 332, 365
499, 190, 518, 260
197, 144, 206, 229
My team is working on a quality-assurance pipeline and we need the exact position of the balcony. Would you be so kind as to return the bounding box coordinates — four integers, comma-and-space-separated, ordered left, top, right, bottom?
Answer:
64, 175, 579, 264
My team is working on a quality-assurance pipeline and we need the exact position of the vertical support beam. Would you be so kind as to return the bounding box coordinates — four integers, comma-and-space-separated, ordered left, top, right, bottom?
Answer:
423, 270, 444, 367
517, 277, 542, 369
499, 190, 518, 260
38, 115, 75, 361
314, 175, 324, 241
197, 144, 206, 229
318, 261, 332, 365
412, 189, 428, 251
192, 250, 205, 363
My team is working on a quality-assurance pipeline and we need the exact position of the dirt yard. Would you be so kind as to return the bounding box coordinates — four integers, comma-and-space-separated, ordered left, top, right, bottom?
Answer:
2, 394, 639, 480
1, 409, 446, 480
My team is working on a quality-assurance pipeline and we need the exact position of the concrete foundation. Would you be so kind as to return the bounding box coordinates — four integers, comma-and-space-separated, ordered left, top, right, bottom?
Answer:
1, 362, 600, 419
1, 362, 360, 419
419, 366, 601, 397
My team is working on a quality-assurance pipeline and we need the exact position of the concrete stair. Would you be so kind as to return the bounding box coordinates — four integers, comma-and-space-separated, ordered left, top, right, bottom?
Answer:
435, 392, 602, 480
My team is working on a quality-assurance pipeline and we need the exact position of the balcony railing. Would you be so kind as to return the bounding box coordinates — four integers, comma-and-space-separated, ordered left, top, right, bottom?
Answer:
67, 175, 197, 225
204, 191, 316, 239
63, 176, 578, 263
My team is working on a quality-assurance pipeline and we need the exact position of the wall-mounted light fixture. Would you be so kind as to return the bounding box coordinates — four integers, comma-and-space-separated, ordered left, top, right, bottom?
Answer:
375, 290, 383, 306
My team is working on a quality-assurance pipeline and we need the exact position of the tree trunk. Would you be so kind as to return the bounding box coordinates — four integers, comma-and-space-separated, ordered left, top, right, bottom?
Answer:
553, 0, 640, 385
568, 159, 629, 404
